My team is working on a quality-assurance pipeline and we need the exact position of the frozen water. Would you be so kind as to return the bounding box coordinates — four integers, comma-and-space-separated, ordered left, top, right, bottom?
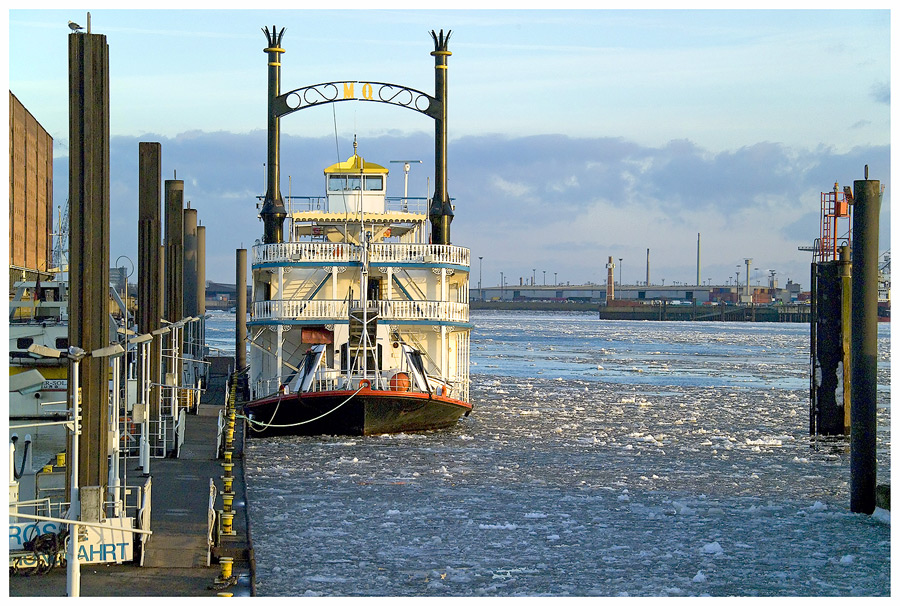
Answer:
243, 311, 891, 596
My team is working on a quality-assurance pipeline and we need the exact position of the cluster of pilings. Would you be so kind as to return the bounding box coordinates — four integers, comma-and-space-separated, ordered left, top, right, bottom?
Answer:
808, 170, 884, 514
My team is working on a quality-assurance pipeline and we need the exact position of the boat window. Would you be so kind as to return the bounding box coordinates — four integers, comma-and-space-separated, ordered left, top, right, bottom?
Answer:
364, 176, 383, 191
55, 337, 69, 349
347, 176, 361, 190
16, 337, 33, 350
328, 176, 346, 191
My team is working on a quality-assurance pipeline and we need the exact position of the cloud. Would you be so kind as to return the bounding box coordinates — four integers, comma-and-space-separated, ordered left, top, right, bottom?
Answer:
870, 81, 890, 105
52, 130, 889, 288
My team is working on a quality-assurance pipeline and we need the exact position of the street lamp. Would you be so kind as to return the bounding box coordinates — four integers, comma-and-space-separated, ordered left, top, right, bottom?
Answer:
532, 268, 536, 286
618, 258, 622, 285
478, 256, 483, 301
542, 270, 546, 286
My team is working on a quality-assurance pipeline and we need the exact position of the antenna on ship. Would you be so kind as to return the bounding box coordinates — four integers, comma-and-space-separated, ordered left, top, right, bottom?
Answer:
390, 160, 421, 212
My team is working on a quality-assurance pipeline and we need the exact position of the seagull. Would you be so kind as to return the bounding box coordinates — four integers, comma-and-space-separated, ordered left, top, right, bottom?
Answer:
68, 20, 83, 32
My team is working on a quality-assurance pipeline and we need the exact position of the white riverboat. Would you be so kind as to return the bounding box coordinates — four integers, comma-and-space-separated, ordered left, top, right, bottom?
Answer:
244, 144, 472, 436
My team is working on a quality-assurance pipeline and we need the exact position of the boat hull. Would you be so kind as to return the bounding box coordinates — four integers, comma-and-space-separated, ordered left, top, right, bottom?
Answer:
243, 388, 472, 437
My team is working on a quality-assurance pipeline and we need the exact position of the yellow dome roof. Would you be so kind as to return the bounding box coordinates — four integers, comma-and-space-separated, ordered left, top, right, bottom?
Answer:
324, 154, 388, 175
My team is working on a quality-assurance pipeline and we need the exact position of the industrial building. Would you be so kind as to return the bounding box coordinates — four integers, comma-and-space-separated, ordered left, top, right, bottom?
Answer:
9, 91, 54, 286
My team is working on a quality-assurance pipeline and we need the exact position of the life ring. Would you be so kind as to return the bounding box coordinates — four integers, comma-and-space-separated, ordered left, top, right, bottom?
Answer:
359, 379, 371, 389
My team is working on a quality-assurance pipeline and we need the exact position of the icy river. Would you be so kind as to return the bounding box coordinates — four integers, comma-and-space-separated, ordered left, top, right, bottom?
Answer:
242, 311, 891, 597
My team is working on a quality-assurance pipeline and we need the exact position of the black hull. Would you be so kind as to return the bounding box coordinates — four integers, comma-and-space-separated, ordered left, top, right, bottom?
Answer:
243, 389, 472, 437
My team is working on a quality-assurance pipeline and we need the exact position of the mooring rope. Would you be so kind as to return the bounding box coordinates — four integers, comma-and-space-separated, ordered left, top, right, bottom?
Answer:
242, 385, 366, 432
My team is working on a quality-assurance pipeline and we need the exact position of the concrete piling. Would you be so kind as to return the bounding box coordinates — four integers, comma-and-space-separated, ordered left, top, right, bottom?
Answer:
68, 29, 111, 498
850, 174, 881, 514
165, 180, 185, 323
138, 142, 163, 422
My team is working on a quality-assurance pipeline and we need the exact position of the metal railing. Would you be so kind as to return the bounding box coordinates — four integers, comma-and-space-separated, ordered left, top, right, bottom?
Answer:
252, 298, 468, 324
252, 241, 469, 268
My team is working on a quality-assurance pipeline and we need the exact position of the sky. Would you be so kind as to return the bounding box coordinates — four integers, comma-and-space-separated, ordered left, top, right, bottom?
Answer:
5, 5, 892, 288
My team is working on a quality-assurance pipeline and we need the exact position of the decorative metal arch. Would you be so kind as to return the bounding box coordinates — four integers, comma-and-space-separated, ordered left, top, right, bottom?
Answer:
275, 81, 440, 120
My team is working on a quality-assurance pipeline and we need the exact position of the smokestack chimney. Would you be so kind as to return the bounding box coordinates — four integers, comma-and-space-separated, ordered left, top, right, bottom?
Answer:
697, 233, 701, 286
646, 248, 650, 286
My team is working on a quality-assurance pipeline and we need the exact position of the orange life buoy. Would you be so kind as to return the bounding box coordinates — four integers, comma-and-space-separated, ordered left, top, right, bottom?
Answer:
359, 379, 371, 389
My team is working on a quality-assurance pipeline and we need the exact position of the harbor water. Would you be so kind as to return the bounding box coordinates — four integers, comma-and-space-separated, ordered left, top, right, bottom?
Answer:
228, 310, 891, 596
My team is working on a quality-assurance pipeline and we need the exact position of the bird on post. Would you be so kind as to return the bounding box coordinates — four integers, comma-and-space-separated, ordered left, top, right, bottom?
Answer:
68, 20, 83, 32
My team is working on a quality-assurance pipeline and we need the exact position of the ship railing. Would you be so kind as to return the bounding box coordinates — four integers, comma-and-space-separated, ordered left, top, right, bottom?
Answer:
252, 299, 349, 322
252, 298, 468, 323
253, 241, 352, 265
368, 243, 470, 267
376, 299, 469, 323
252, 242, 469, 267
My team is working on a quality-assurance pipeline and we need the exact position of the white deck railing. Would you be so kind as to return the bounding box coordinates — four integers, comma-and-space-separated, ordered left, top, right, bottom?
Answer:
252, 298, 468, 324
252, 242, 469, 267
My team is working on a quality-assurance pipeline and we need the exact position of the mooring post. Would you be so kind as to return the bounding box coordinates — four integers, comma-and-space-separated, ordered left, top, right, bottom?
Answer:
165, 179, 185, 323
236, 248, 248, 373
850, 172, 881, 514
138, 142, 163, 438
68, 28, 110, 527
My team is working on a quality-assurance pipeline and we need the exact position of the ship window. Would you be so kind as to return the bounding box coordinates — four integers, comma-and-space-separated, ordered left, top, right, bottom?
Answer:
16, 337, 33, 350
364, 176, 383, 191
328, 176, 346, 191
346, 176, 361, 190
56, 337, 69, 349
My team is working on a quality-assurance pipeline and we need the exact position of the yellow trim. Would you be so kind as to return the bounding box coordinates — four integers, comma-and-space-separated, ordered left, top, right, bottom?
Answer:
323, 154, 389, 175
435, 65, 449, 69
9, 366, 67, 379
431, 50, 452, 56
268, 62, 281, 66
263, 47, 285, 53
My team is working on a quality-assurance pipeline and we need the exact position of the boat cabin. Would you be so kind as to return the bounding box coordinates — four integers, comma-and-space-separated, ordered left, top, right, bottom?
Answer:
325, 153, 388, 215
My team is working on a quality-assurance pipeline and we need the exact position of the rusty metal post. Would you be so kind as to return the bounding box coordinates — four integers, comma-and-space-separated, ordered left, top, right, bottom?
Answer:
811, 260, 845, 435
850, 174, 881, 514
138, 142, 163, 423
429, 30, 453, 245
68, 29, 110, 501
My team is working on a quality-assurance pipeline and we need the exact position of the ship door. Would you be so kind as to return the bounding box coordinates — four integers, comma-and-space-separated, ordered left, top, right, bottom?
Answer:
367, 277, 382, 302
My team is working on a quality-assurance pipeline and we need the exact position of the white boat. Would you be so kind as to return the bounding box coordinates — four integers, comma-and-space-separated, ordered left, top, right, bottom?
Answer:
9, 280, 69, 419
244, 142, 473, 436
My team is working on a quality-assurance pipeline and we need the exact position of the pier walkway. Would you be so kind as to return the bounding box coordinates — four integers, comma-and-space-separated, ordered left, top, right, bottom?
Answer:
9, 396, 254, 597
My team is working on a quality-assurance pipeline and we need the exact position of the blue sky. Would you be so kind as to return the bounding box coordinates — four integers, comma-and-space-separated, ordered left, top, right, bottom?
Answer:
6, 7, 892, 287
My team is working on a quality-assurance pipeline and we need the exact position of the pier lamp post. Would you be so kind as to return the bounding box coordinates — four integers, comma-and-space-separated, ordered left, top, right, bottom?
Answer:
532, 268, 536, 286
554, 272, 557, 286
543, 270, 546, 286
618, 259, 622, 285
478, 256, 483, 300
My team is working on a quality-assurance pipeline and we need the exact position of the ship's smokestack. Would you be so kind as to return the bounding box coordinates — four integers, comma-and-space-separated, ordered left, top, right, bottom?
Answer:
429, 29, 453, 245
261, 26, 287, 244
